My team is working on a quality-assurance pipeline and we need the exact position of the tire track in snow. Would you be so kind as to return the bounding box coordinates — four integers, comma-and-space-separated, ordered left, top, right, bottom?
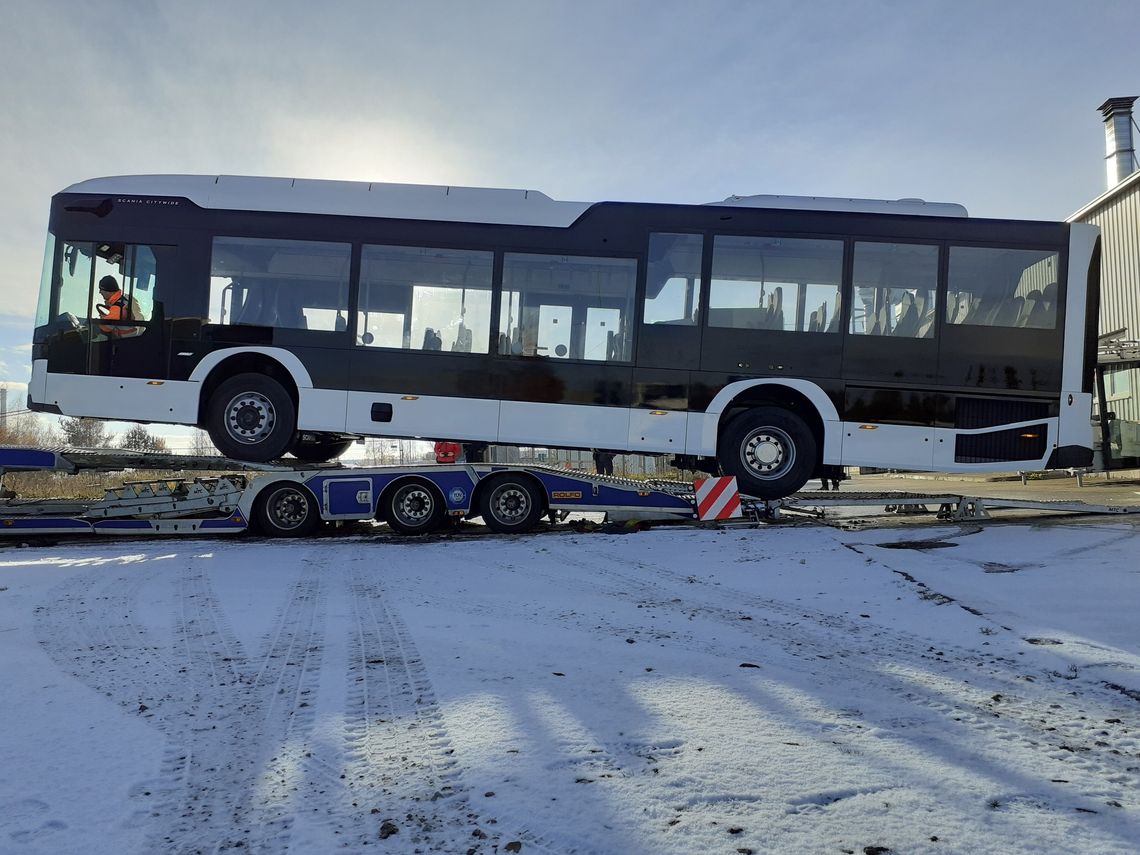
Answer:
35, 549, 328, 854
303, 560, 497, 851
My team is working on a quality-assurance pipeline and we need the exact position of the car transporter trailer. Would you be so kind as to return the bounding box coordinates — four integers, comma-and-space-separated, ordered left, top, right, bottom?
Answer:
0, 446, 1136, 539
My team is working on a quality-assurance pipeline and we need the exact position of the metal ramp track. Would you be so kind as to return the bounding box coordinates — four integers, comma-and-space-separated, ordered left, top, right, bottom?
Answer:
0, 446, 345, 476
778, 491, 1140, 521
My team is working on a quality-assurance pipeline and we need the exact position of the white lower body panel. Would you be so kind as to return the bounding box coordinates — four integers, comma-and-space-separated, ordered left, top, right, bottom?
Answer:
38, 371, 199, 424
346, 391, 500, 442
498, 400, 630, 448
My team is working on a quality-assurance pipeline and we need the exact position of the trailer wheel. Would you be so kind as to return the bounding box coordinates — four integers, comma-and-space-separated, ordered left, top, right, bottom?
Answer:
254, 482, 320, 538
382, 479, 445, 535
206, 373, 296, 462
478, 475, 544, 534
292, 436, 354, 463
717, 406, 817, 500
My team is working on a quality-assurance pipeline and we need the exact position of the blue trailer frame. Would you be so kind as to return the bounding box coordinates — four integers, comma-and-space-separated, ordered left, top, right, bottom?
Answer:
0, 448, 700, 537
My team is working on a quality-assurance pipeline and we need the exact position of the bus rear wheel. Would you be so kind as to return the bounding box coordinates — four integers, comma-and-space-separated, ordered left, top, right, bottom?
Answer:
254, 482, 321, 538
718, 406, 817, 500
206, 373, 297, 462
478, 475, 544, 534
382, 479, 445, 535
292, 436, 354, 463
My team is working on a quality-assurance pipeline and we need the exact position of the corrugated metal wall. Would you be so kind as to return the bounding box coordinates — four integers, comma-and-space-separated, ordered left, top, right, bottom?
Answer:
1077, 181, 1140, 426
1079, 182, 1140, 341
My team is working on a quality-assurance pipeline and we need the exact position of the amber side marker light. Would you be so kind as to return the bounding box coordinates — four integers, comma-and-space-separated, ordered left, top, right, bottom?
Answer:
858, 424, 878, 430
401, 395, 419, 401
1020, 432, 1039, 439
146, 380, 164, 386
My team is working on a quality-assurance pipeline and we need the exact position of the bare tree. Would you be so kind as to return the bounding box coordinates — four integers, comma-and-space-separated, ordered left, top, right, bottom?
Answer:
189, 429, 219, 457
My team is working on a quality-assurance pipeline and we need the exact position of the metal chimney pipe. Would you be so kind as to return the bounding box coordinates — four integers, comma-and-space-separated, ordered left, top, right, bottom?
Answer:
1098, 96, 1138, 189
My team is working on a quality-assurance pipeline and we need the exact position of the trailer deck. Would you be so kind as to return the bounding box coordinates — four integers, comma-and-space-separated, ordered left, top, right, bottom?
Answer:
2, 446, 1136, 538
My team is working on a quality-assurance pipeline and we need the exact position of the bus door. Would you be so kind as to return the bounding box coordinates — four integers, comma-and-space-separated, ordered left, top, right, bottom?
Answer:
347, 245, 500, 441
496, 253, 637, 450
633, 233, 705, 452
50, 241, 171, 381
840, 242, 939, 470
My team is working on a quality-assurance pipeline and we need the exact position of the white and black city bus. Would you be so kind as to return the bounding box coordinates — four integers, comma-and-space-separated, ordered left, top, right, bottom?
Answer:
29, 175, 1100, 498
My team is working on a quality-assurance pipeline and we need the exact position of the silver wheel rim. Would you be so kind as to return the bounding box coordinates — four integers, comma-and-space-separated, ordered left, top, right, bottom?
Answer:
489, 483, 531, 525
392, 484, 435, 528
225, 391, 277, 444
740, 426, 795, 480
266, 488, 309, 531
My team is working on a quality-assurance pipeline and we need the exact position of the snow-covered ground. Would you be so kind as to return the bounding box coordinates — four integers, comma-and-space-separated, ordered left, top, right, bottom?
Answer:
1, 517, 1138, 854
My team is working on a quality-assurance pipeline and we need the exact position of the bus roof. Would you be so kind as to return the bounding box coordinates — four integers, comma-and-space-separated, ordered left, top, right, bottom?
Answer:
60, 174, 968, 227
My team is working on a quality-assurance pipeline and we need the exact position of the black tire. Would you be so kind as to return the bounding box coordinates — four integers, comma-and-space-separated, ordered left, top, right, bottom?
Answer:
206, 372, 296, 462
291, 436, 354, 463
382, 479, 445, 535
478, 475, 544, 534
717, 406, 817, 500
254, 482, 321, 538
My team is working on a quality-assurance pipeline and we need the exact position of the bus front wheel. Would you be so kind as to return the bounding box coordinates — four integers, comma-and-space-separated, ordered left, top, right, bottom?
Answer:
206, 373, 297, 462
718, 406, 817, 500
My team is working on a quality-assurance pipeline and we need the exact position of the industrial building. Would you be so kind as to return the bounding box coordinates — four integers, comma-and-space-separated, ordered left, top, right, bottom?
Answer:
1069, 96, 1140, 468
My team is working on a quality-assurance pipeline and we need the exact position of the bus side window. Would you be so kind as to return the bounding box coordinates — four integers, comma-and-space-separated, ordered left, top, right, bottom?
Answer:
209, 236, 351, 332
946, 246, 1060, 330
644, 233, 703, 325
359, 245, 493, 353
850, 242, 938, 339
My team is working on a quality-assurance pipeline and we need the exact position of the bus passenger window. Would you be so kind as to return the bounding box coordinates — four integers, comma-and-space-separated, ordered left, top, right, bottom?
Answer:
947, 246, 1060, 329
708, 235, 842, 333
358, 245, 493, 353
644, 233, 703, 325
850, 242, 938, 339
209, 236, 351, 332
501, 253, 636, 362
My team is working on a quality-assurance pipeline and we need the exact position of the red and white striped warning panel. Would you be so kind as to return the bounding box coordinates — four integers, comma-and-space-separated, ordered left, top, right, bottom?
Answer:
694, 476, 742, 521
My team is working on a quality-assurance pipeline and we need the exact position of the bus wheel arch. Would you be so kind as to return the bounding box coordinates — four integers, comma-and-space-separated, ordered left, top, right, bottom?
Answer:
474, 472, 547, 534
253, 480, 321, 538
200, 356, 300, 462
378, 477, 447, 535
717, 386, 825, 499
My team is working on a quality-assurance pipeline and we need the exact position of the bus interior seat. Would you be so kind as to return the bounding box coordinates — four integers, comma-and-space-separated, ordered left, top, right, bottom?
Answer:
768, 287, 784, 331
1042, 282, 1058, 309
870, 302, 892, 336
335, 311, 348, 332
452, 323, 473, 352
423, 327, 443, 350
826, 293, 841, 333
275, 290, 307, 329
1018, 290, 1050, 327
992, 295, 1022, 327
233, 283, 266, 325
892, 292, 919, 337
807, 308, 819, 333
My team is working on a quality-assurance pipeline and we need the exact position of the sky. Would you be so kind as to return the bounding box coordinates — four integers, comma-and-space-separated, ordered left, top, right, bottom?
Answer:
0, 0, 1136, 442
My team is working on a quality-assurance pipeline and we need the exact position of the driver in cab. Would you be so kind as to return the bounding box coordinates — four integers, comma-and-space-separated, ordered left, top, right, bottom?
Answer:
95, 275, 143, 338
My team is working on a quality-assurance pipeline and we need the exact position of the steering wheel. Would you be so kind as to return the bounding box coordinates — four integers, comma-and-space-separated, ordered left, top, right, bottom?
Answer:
57, 312, 82, 332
